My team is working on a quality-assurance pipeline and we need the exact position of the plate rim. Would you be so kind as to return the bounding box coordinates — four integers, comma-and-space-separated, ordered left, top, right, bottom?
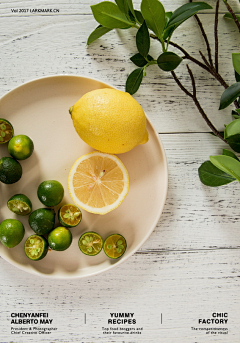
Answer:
0, 74, 168, 279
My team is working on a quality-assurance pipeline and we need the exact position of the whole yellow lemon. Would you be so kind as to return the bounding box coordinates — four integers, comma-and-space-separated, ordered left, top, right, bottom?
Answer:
69, 88, 148, 154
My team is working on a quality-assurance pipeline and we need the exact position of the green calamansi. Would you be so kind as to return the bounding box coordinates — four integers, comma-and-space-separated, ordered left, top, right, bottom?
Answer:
37, 180, 64, 207
48, 227, 72, 251
0, 157, 22, 184
8, 134, 34, 160
29, 208, 55, 235
0, 219, 25, 248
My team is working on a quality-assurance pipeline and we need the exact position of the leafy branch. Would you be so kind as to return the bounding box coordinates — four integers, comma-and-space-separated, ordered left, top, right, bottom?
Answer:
87, 0, 240, 187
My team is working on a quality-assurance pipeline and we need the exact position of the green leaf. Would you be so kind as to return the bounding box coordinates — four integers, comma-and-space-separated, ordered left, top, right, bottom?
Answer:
167, 2, 212, 28
232, 109, 240, 118
87, 25, 112, 45
226, 134, 240, 153
232, 114, 240, 119
115, 0, 136, 21
115, 0, 128, 15
91, 1, 133, 29
165, 11, 173, 26
134, 10, 144, 24
136, 21, 150, 57
125, 68, 144, 94
198, 161, 236, 187
162, 12, 175, 40
222, 149, 240, 161
219, 82, 240, 110
130, 53, 153, 67
224, 13, 240, 22
126, 0, 136, 18
157, 52, 182, 71
224, 119, 240, 152
224, 118, 240, 139
232, 53, 240, 75
210, 155, 240, 182
235, 71, 240, 82
141, 0, 165, 39
163, 26, 176, 40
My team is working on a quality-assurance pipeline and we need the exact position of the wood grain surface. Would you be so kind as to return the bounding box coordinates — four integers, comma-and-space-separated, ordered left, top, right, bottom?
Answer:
0, 1, 240, 342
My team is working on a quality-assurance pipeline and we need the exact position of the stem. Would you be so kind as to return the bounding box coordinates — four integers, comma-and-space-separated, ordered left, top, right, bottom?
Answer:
222, 0, 240, 33
193, 13, 214, 67
171, 68, 227, 143
215, 0, 220, 73
149, 32, 166, 52
160, 38, 166, 52
168, 41, 210, 72
198, 51, 229, 89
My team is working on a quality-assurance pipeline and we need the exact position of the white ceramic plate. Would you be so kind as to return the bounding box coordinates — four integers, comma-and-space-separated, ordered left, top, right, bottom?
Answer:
0, 75, 168, 279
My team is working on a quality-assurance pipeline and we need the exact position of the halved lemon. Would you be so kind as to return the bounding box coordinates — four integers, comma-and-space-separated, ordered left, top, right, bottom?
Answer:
68, 151, 129, 214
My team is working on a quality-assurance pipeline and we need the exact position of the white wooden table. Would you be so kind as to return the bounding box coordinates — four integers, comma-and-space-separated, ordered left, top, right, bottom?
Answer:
0, 1, 239, 342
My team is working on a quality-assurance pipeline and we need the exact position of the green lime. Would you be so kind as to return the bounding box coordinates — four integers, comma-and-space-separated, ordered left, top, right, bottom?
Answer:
29, 208, 55, 235
48, 227, 72, 251
58, 204, 82, 228
78, 231, 103, 256
8, 135, 34, 160
0, 157, 22, 184
103, 234, 127, 259
7, 194, 32, 216
37, 180, 64, 207
0, 219, 25, 248
0, 118, 14, 144
24, 235, 48, 261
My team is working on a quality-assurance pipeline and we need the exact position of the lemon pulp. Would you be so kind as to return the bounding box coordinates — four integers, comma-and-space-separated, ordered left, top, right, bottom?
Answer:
68, 151, 129, 215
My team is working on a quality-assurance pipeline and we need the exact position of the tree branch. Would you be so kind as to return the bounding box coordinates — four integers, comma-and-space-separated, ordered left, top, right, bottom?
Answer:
168, 41, 210, 72
151, 1, 240, 133
199, 51, 230, 89
190, 0, 213, 67
223, 0, 240, 33
171, 70, 193, 98
171, 69, 227, 143
215, 0, 220, 73
187, 65, 196, 98
194, 16, 214, 67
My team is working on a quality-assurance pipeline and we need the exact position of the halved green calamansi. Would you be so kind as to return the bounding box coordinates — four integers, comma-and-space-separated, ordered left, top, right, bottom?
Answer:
7, 194, 32, 216
78, 232, 103, 256
0, 118, 14, 144
24, 235, 48, 261
58, 204, 82, 228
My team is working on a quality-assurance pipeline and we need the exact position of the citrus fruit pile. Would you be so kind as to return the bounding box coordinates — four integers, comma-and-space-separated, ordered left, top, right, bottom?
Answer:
0, 168, 126, 260
0, 118, 34, 184
0, 87, 141, 264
